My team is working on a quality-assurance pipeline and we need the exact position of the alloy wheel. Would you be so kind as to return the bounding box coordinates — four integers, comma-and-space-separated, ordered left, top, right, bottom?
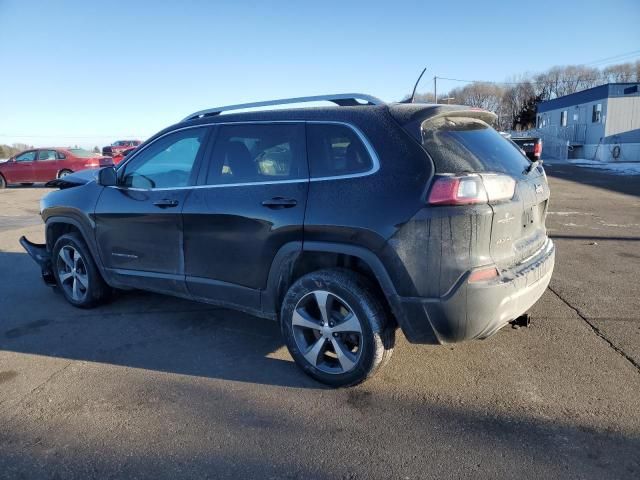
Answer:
292, 290, 363, 374
57, 245, 89, 301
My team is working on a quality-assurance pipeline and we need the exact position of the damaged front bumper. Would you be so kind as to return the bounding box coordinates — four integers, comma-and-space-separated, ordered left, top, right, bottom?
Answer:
19, 236, 56, 286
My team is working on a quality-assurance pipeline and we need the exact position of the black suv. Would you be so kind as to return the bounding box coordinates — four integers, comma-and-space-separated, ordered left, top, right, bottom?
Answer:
21, 93, 555, 387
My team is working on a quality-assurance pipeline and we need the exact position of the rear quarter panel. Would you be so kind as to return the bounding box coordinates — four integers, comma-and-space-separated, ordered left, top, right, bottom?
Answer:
303, 110, 432, 295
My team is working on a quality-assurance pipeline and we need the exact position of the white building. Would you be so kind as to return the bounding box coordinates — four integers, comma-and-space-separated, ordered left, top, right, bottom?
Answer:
536, 83, 640, 162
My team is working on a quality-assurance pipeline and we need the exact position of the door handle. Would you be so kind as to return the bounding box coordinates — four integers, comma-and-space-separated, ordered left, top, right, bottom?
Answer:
153, 199, 179, 208
261, 197, 297, 209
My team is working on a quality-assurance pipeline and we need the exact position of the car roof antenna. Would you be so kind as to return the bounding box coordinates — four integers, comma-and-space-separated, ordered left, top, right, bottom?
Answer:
405, 67, 427, 104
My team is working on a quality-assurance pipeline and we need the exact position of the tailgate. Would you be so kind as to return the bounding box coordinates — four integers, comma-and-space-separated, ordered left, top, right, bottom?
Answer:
490, 171, 549, 269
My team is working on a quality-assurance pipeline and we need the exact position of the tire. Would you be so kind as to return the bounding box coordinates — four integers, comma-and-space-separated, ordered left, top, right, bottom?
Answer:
58, 169, 73, 179
0, 175, 6, 189
52, 233, 110, 308
281, 268, 395, 387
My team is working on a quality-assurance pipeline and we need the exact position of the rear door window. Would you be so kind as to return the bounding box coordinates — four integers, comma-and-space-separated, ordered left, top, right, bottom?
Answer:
306, 123, 373, 178
37, 150, 58, 161
421, 117, 530, 177
206, 123, 307, 184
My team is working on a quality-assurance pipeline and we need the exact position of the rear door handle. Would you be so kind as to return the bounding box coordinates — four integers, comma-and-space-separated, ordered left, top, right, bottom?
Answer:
153, 199, 179, 208
261, 197, 297, 209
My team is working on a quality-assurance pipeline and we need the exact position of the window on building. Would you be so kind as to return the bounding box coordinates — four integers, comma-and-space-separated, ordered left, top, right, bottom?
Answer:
560, 111, 567, 127
592, 104, 602, 123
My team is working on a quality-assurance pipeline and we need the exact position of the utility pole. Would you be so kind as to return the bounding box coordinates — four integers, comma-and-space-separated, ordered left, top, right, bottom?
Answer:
433, 76, 437, 104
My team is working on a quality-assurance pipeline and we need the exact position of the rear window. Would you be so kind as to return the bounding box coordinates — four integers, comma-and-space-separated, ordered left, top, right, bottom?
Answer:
421, 117, 530, 177
307, 124, 373, 178
69, 148, 99, 158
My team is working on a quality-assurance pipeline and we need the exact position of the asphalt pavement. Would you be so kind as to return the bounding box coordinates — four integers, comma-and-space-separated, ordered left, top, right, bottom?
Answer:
0, 164, 639, 479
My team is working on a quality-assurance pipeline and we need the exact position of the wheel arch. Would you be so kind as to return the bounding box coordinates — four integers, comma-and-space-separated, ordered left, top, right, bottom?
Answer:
265, 241, 403, 329
45, 216, 108, 281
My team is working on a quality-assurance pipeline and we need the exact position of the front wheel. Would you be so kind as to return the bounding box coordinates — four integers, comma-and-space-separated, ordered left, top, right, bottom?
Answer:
281, 269, 394, 387
0, 174, 6, 189
52, 233, 110, 308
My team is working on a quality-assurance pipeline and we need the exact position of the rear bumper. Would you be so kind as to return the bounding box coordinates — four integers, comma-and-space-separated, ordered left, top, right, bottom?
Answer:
395, 239, 555, 344
19, 236, 56, 286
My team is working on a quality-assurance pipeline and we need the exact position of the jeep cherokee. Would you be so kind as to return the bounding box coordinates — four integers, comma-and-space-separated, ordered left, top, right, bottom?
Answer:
21, 93, 555, 387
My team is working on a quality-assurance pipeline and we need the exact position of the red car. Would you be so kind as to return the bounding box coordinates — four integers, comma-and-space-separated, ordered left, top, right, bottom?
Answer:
0, 148, 113, 188
102, 140, 141, 158
110, 146, 137, 164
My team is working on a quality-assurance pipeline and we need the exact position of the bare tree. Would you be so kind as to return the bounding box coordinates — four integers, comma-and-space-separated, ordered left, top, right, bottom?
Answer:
603, 62, 636, 82
405, 59, 638, 132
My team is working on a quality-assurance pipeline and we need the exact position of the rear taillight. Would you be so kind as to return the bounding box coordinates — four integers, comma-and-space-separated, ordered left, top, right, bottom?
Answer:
534, 140, 542, 158
468, 266, 499, 283
427, 174, 515, 206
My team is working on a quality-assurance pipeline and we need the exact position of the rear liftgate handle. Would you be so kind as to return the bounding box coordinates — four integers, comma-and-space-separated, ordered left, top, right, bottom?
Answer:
261, 197, 298, 209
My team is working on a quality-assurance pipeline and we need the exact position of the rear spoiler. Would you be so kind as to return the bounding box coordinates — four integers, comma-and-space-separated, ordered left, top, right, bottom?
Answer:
420, 108, 497, 127
389, 104, 498, 144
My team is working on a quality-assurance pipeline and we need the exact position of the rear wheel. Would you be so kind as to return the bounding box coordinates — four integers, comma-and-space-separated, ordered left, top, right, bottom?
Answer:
52, 233, 110, 308
58, 169, 73, 179
281, 269, 394, 387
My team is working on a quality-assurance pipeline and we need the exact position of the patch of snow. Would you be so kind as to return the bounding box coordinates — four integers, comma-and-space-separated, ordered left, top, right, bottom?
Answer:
547, 212, 584, 217
566, 159, 640, 175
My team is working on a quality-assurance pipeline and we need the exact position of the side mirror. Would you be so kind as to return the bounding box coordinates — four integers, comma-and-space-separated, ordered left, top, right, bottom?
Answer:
97, 166, 117, 187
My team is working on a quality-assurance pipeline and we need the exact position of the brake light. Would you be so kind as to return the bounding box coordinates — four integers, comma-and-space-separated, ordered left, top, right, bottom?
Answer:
427, 174, 515, 206
534, 140, 542, 158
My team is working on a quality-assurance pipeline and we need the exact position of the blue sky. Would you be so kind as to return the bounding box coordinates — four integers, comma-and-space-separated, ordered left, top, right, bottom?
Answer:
1, 0, 639, 149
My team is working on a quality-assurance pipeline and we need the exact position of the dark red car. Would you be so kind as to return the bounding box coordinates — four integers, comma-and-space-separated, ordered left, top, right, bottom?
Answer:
0, 148, 113, 188
102, 140, 141, 158
110, 146, 137, 164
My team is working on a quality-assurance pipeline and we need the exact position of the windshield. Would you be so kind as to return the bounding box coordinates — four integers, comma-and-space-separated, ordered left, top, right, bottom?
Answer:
421, 117, 531, 177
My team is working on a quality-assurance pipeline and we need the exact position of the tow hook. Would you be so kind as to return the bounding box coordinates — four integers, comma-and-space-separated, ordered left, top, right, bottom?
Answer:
510, 313, 531, 329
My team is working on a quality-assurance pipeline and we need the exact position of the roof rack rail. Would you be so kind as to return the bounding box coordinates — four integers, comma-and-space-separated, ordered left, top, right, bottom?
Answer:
180, 93, 384, 122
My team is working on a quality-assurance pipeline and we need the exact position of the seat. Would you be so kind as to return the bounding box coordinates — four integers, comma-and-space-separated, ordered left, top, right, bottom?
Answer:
225, 141, 255, 181
345, 142, 366, 173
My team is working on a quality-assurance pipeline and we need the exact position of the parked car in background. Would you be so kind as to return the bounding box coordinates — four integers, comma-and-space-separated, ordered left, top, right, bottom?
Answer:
0, 148, 113, 187
20, 93, 554, 387
102, 140, 141, 158
511, 136, 542, 161
110, 146, 137, 164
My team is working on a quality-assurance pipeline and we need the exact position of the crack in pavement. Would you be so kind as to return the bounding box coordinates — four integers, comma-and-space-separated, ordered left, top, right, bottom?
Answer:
547, 286, 640, 373
1, 360, 74, 423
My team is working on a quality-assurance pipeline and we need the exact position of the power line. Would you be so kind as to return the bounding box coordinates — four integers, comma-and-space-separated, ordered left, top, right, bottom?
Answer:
435, 71, 637, 86
434, 50, 640, 87
436, 75, 609, 85
584, 49, 640, 66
